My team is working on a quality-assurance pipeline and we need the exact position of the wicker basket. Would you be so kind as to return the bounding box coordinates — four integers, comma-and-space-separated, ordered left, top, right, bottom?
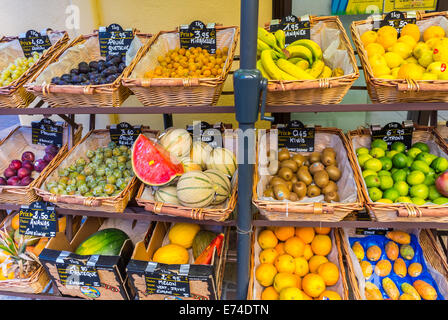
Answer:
0, 30, 69, 108
34, 129, 159, 213
122, 26, 239, 107
253, 127, 365, 222
347, 125, 448, 222
25, 32, 153, 108
0, 124, 82, 205
351, 11, 448, 104
338, 228, 448, 300
247, 227, 350, 300
264, 16, 359, 106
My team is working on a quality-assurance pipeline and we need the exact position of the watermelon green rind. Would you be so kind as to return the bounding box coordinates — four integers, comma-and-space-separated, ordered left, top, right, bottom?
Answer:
74, 228, 130, 256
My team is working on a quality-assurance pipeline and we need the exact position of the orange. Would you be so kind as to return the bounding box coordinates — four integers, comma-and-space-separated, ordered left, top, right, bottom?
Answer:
258, 229, 278, 249
294, 257, 309, 277
311, 234, 332, 256
11, 214, 20, 230
398, 35, 417, 49
302, 273, 326, 298
284, 236, 305, 257
309, 255, 329, 273
302, 292, 313, 300
261, 286, 279, 300
259, 248, 279, 264
401, 23, 421, 42
303, 244, 314, 260
274, 254, 296, 273
423, 26, 446, 42
296, 276, 302, 290
255, 263, 278, 287
361, 30, 378, 46
274, 226, 295, 241
273, 272, 299, 293
279, 287, 303, 300
314, 227, 331, 235
377, 26, 398, 50
295, 227, 315, 244
275, 242, 285, 255
318, 290, 342, 300
317, 262, 340, 286
397, 63, 424, 80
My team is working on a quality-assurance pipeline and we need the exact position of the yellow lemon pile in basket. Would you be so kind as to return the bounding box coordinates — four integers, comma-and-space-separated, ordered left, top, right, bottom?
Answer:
361, 24, 448, 80
255, 226, 342, 300
256, 28, 344, 80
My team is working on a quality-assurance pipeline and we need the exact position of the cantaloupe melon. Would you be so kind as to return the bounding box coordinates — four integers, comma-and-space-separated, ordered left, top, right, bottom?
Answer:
154, 186, 179, 205
190, 141, 213, 170
180, 157, 202, 172
159, 128, 192, 158
176, 171, 215, 208
204, 169, 231, 205
206, 147, 237, 177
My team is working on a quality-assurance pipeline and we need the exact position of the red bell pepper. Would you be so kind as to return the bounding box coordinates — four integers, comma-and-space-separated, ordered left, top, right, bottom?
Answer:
194, 233, 224, 265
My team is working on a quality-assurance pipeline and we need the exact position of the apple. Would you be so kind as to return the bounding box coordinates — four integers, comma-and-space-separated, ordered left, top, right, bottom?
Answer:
435, 171, 448, 197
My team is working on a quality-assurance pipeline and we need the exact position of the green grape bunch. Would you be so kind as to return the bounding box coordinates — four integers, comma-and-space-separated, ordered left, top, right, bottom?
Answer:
0, 51, 41, 87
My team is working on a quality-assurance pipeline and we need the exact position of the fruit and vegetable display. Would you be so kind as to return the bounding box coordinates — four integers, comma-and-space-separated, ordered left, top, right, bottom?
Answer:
50, 55, 126, 86
255, 226, 343, 300
0, 145, 60, 187
0, 52, 41, 87
44, 141, 133, 197
263, 147, 342, 203
256, 28, 344, 80
350, 230, 444, 300
356, 139, 448, 205
133, 129, 235, 208
151, 222, 224, 265
143, 46, 229, 79
360, 24, 448, 80
74, 228, 130, 256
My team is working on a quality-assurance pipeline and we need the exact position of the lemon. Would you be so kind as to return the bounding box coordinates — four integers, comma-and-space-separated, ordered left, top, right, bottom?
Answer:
433, 45, 448, 63
397, 63, 424, 80
398, 35, 417, 49
384, 52, 403, 69
255, 263, 278, 287
391, 67, 400, 78
427, 61, 448, 78
405, 56, 419, 65
369, 54, 391, 77
401, 23, 421, 42
413, 42, 431, 59
279, 287, 303, 300
389, 42, 412, 59
423, 26, 446, 42
426, 37, 441, 50
422, 72, 438, 80
418, 50, 434, 68
361, 30, 378, 46
366, 42, 385, 57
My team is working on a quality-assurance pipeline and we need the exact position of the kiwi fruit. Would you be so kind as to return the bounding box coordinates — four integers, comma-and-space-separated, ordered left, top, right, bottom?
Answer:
322, 180, 338, 194
321, 152, 336, 166
292, 181, 307, 199
324, 191, 340, 203
314, 170, 330, 188
307, 185, 321, 198
303, 155, 310, 167
297, 166, 312, 185
264, 188, 274, 198
292, 154, 306, 167
309, 162, 325, 175
322, 147, 336, 157
278, 148, 291, 162
269, 176, 286, 188
278, 167, 293, 181
290, 175, 298, 184
280, 159, 298, 173
309, 151, 321, 164
274, 184, 290, 200
326, 165, 341, 182
268, 160, 279, 175
289, 192, 299, 201
285, 180, 293, 191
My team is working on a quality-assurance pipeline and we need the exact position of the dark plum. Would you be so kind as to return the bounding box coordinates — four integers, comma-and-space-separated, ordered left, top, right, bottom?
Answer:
106, 75, 117, 83
44, 153, 56, 163
9, 160, 22, 171
118, 63, 126, 73
0, 177, 6, 185
97, 60, 106, 72
70, 68, 80, 75
17, 167, 31, 179
61, 74, 72, 82
45, 144, 59, 156
34, 159, 48, 172
7, 176, 20, 186
19, 176, 34, 186
22, 160, 34, 172
51, 77, 61, 84
89, 61, 99, 70
121, 55, 126, 63
71, 75, 81, 84
21, 151, 35, 162
4, 167, 17, 179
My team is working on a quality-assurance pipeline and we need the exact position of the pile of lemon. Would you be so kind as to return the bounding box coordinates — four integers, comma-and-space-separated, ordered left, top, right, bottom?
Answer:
143, 46, 229, 79
255, 226, 342, 300
361, 24, 448, 80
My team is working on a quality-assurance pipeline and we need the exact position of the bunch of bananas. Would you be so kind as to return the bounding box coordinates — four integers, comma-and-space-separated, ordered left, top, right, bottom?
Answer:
257, 28, 344, 80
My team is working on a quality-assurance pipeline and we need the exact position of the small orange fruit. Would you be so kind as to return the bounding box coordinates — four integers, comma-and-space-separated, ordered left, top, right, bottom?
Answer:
294, 257, 309, 277
401, 23, 421, 42
302, 273, 326, 298
11, 214, 20, 230
361, 30, 378, 46
374, 259, 392, 277
258, 229, 278, 249
309, 255, 329, 273
274, 226, 295, 241
318, 290, 342, 300
366, 245, 382, 262
360, 260, 373, 279
255, 263, 278, 287
275, 242, 285, 255
284, 236, 306, 257
279, 287, 303, 300
423, 26, 445, 42
317, 262, 340, 286
314, 227, 331, 235
259, 248, 279, 264
261, 286, 279, 300
408, 262, 423, 277
295, 227, 315, 244
274, 272, 299, 293
303, 244, 313, 260
274, 254, 296, 273
311, 234, 332, 256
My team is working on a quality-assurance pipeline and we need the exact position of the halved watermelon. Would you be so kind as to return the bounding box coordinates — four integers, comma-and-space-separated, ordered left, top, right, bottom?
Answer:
132, 134, 184, 186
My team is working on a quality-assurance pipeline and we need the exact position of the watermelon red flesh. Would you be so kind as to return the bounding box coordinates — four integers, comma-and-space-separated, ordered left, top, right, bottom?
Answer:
131, 134, 184, 186
74, 228, 130, 256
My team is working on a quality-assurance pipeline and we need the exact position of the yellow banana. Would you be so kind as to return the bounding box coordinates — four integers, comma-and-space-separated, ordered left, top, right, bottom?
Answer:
279, 69, 297, 81
318, 65, 332, 78
261, 50, 283, 80
288, 39, 323, 62
332, 67, 345, 77
258, 27, 283, 53
309, 60, 325, 78
257, 39, 271, 52
276, 58, 315, 80
287, 57, 304, 64
257, 59, 271, 79
274, 29, 286, 49
285, 45, 313, 64
296, 60, 310, 70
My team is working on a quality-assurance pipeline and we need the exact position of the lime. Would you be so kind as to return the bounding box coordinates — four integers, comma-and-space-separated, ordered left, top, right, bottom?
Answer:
356, 147, 370, 156
410, 184, 429, 199
406, 147, 422, 159
395, 196, 413, 204
369, 147, 386, 159
412, 142, 430, 153
378, 170, 392, 177
364, 158, 383, 172
410, 160, 430, 174
358, 153, 373, 168
371, 139, 388, 151
386, 150, 399, 159
406, 156, 413, 167
429, 185, 442, 201
392, 153, 408, 169
365, 175, 381, 188
379, 175, 394, 190
383, 188, 400, 202
407, 171, 425, 185
391, 168, 399, 174
411, 197, 426, 205
416, 152, 438, 166
362, 169, 378, 179
377, 198, 393, 203
423, 171, 436, 186
394, 181, 410, 196
430, 157, 448, 173
391, 141, 406, 153
433, 197, 448, 205
378, 157, 392, 171
368, 187, 383, 202
392, 169, 407, 182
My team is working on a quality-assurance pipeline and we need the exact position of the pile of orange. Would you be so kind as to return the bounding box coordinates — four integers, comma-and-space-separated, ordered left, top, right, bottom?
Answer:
255, 226, 342, 300
144, 46, 229, 79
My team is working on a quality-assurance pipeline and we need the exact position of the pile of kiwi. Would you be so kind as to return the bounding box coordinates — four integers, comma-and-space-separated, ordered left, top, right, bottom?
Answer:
264, 147, 342, 203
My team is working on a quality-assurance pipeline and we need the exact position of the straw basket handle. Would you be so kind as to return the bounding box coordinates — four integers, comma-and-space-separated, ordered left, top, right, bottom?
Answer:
145, 202, 205, 220
138, 78, 200, 88
267, 78, 340, 91
397, 81, 448, 92
42, 195, 102, 207
397, 206, 448, 218
39, 84, 95, 95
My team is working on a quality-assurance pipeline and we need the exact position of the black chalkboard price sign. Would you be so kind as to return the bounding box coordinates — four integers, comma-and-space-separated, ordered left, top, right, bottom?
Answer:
379, 11, 416, 35
56, 258, 101, 287
31, 118, 64, 148
277, 120, 315, 152
18, 29, 52, 58
355, 228, 392, 236
370, 121, 414, 150
109, 122, 142, 147
98, 23, 134, 57
19, 201, 57, 238
145, 270, 190, 297
269, 15, 311, 46
179, 20, 217, 54
187, 121, 223, 148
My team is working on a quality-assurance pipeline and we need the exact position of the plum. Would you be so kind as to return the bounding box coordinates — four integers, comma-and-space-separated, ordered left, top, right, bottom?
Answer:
17, 167, 31, 179
45, 144, 59, 156
22, 160, 34, 172
19, 176, 34, 186
4, 167, 17, 179
9, 159, 22, 171
7, 176, 20, 186
34, 159, 48, 172
0, 177, 6, 185
21, 151, 35, 162
44, 153, 56, 163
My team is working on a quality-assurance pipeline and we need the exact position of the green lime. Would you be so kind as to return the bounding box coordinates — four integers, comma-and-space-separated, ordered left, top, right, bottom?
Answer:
410, 160, 430, 174
410, 184, 429, 199
364, 158, 383, 172
369, 147, 386, 159
394, 181, 410, 196
392, 169, 407, 182
386, 150, 399, 159
379, 175, 394, 190
395, 196, 413, 204
356, 147, 370, 156
378, 157, 392, 171
377, 198, 393, 203
365, 175, 381, 188
430, 157, 448, 173
391, 168, 399, 174
429, 185, 442, 201
371, 139, 388, 151
411, 197, 426, 205
391, 141, 406, 153
358, 153, 373, 168
383, 188, 400, 202
412, 142, 430, 153
415, 152, 437, 166
368, 187, 383, 202
407, 170, 425, 185
392, 153, 408, 169
362, 169, 378, 179
378, 170, 392, 177
423, 171, 436, 186
406, 156, 413, 167
433, 197, 448, 205
406, 147, 422, 159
